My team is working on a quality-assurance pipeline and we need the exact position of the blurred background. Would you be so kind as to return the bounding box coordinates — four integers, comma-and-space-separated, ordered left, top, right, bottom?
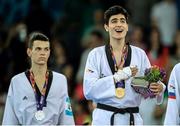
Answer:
0, 0, 179, 125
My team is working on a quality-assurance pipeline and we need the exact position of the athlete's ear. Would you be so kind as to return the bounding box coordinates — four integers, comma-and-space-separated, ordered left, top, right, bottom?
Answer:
104, 24, 109, 32
27, 48, 32, 57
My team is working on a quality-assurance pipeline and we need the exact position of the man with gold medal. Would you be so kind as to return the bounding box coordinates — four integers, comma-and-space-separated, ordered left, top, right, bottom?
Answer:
110, 44, 138, 99
83, 5, 166, 125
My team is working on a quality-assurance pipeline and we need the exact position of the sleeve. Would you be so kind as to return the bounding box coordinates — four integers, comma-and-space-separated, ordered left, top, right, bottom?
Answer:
58, 76, 75, 125
164, 66, 180, 125
58, 96, 75, 125
83, 49, 116, 102
156, 81, 166, 105
2, 79, 19, 124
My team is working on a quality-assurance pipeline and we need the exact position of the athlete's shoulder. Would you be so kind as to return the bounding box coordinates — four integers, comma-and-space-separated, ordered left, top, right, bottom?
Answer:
52, 71, 66, 80
11, 72, 26, 81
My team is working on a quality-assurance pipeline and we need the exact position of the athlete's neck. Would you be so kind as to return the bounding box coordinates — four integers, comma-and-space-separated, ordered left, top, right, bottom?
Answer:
110, 38, 126, 51
30, 65, 47, 77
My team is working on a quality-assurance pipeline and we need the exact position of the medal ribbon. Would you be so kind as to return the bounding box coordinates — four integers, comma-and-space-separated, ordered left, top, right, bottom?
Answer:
110, 45, 128, 92
29, 70, 49, 111
110, 45, 128, 72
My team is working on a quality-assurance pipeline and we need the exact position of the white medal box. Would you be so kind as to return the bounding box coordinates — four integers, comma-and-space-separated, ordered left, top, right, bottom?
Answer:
131, 77, 149, 88
131, 77, 156, 98
35, 110, 45, 121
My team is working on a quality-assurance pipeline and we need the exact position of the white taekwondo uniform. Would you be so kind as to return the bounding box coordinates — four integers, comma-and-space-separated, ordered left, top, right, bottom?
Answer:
164, 63, 180, 125
2, 71, 75, 125
83, 44, 165, 125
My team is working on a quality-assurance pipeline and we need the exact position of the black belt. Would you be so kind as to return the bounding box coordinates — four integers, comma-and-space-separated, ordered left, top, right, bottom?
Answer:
97, 103, 139, 125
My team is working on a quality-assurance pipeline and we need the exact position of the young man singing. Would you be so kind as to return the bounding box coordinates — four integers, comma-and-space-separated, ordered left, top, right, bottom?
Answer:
83, 5, 166, 125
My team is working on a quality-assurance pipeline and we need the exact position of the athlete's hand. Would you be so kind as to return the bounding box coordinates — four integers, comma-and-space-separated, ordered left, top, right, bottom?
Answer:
113, 66, 138, 82
113, 67, 131, 82
149, 82, 163, 95
130, 66, 138, 77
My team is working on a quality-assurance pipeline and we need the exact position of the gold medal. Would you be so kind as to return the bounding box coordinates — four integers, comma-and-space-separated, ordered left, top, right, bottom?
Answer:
115, 88, 125, 98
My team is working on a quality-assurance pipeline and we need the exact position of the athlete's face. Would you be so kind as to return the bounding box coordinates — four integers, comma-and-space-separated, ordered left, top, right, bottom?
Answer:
104, 14, 128, 40
27, 40, 50, 65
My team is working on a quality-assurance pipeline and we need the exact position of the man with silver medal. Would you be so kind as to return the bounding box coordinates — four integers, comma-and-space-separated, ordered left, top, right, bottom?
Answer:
2, 32, 75, 125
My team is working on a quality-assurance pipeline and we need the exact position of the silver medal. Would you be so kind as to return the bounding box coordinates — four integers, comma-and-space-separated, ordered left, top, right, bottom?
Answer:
35, 110, 45, 121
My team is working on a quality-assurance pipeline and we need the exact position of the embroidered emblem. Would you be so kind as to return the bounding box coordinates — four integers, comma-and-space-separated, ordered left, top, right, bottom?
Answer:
168, 83, 176, 99
169, 84, 175, 89
100, 73, 106, 78
23, 96, 28, 100
168, 92, 176, 99
65, 97, 73, 116
86, 69, 94, 73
